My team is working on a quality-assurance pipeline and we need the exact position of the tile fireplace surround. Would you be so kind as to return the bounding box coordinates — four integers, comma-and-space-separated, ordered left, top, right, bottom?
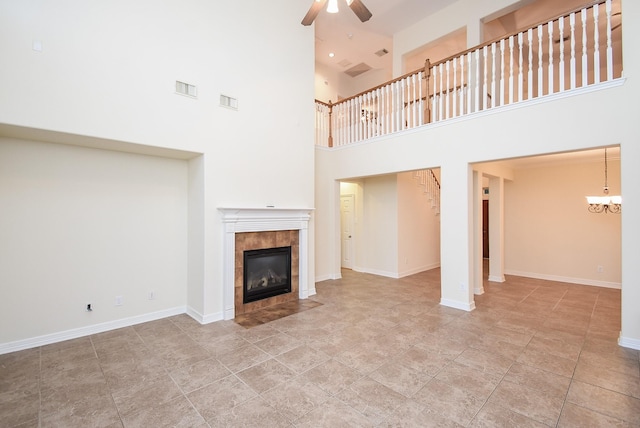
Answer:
219, 208, 313, 320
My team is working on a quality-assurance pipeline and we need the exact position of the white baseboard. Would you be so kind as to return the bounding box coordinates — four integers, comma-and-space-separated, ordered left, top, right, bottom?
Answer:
363, 268, 400, 279
398, 262, 441, 278
315, 273, 340, 283
504, 270, 621, 289
618, 334, 640, 351
488, 274, 505, 283
0, 306, 186, 355
440, 298, 476, 312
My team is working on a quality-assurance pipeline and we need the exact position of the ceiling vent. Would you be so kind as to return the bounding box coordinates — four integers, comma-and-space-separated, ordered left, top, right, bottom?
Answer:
176, 81, 197, 98
375, 48, 389, 57
344, 62, 372, 78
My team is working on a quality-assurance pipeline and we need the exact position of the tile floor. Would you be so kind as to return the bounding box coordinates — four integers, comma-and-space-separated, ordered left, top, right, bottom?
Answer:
1, 268, 639, 427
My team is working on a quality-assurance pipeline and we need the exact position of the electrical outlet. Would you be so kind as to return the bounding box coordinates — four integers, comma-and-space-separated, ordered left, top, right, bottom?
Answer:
86, 303, 93, 312
148, 290, 156, 300
115, 295, 123, 306
459, 282, 465, 291
597, 265, 604, 273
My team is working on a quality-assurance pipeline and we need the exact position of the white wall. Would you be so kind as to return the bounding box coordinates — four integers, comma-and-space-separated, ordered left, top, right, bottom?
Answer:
0, 138, 188, 344
397, 172, 441, 276
504, 160, 621, 287
0, 0, 315, 348
362, 175, 399, 277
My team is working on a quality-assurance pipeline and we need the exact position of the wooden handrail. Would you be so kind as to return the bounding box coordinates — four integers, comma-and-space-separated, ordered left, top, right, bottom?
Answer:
326, 0, 608, 108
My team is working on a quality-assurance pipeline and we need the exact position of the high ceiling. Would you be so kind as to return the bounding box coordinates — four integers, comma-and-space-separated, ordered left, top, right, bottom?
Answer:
313, 0, 457, 78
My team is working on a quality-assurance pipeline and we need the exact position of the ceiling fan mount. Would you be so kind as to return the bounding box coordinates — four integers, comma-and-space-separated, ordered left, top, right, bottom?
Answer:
302, 0, 373, 26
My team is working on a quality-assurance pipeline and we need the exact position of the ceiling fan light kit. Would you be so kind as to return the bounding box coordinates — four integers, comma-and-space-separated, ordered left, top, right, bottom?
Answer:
302, 0, 372, 26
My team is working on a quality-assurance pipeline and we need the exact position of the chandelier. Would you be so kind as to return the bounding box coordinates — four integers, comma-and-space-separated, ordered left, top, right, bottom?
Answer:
586, 148, 621, 214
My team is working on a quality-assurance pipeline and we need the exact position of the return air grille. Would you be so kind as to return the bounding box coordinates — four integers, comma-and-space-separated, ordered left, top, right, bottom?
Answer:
175, 81, 197, 98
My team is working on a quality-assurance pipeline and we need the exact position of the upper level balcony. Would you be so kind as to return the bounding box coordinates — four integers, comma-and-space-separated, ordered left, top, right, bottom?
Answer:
315, 0, 623, 148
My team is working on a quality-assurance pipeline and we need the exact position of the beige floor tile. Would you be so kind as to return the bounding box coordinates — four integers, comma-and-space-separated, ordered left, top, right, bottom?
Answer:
369, 360, 434, 397
260, 375, 331, 422
294, 396, 373, 427
216, 343, 271, 373
435, 361, 502, 400
412, 379, 486, 426
169, 357, 232, 393
334, 377, 408, 424
208, 396, 292, 427
454, 347, 514, 376
254, 332, 302, 356
574, 359, 640, 398
276, 344, 330, 374
503, 362, 571, 399
566, 380, 640, 425
470, 400, 548, 428
187, 375, 257, 422
488, 379, 565, 426
300, 358, 363, 395
236, 358, 296, 393
516, 347, 577, 377
40, 393, 121, 428
558, 402, 635, 427
111, 374, 183, 417
121, 396, 207, 428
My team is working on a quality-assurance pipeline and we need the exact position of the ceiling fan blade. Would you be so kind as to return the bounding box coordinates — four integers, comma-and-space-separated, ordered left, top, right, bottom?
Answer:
301, 0, 327, 26
348, 0, 372, 23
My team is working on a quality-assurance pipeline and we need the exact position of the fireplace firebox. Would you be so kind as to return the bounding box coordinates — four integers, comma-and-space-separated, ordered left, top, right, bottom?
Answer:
243, 246, 292, 304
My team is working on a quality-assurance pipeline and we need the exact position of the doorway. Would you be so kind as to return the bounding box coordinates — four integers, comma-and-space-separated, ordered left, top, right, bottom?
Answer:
482, 199, 489, 258
340, 194, 355, 269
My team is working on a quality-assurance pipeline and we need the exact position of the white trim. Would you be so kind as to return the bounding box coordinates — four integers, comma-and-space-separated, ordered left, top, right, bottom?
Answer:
440, 298, 476, 312
218, 207, 314, 320
505, 270, 621, 289
0, 306, 186, 355
474, 286, 485, 295
316, 78, 626, 152
618, 334, 640, 351
398, 262, 441, 278
186, 306, 223, 325
488, 274, 506, 283
315, 274, 339, 282
363, 268, 400, 279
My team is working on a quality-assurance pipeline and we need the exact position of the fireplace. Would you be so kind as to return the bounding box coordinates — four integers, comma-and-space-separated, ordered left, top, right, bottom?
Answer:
219, 207, 313, 320
243, 246, 291, 303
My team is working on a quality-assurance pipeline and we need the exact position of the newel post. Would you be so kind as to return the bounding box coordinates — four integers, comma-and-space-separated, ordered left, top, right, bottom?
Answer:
328, 100, 334, 148
423, 59, 431, 123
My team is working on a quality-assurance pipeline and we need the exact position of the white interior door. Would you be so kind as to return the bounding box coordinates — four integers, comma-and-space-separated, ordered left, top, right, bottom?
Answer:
340, 194, 355, 269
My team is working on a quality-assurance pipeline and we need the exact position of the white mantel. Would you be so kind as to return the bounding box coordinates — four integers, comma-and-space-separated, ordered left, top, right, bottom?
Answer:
219, 207, 314, 320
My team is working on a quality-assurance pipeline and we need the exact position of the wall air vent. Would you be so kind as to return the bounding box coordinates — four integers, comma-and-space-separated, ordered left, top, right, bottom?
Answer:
175, 81, 197, 98
375, 48, 389, 57
220, 94, 238, 110
344, 62, 372, 78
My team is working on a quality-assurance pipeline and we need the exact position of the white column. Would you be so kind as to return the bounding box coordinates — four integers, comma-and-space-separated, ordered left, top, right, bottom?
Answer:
473, 170, 485, 295
488, 177, 505, 282
440, 161, 475, 311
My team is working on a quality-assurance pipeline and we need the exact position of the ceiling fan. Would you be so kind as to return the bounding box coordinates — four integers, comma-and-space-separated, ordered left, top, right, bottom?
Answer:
302, 0, 373, 26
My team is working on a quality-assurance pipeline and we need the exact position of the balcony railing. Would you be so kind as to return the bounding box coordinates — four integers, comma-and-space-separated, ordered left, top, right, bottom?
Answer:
315, 0, 622, 148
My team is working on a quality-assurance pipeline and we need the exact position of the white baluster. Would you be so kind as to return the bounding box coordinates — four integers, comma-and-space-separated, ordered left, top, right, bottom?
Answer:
401, 78, 406, 130
582, 8, 588, 86
382, 85, 388, 134
500, 39, 505, 106
412, 73, 417, 127
468, 49, 480, 112
452, 57, 458, 117
483, 46, 488, 110
509, 35, 514, 104
518, 32, 523, 102
418, 71, 423, 126
548, 21, 554, 95
538, 24, 544, 97
606, 0, 613, 81
559, 17, 565, 92
491, 43, 496, 108
570, 13, 576, 89
528, 29, 533, 100
470, 51, 476, 113
432, 65, 438, 122
445, 60, 450, 119
460, 55, 465, 115
438, 63, 444, 121
593, 4, 600, 84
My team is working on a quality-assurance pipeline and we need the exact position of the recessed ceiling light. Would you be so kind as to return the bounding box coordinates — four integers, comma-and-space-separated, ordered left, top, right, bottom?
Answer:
329, 52, 335, 58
